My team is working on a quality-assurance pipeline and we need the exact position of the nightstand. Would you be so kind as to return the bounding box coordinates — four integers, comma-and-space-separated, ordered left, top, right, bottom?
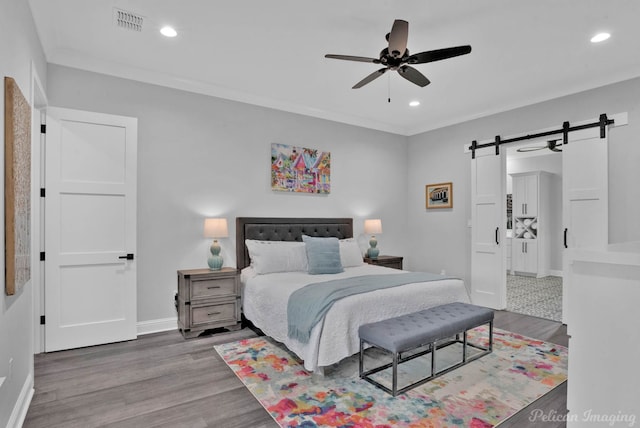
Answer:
177, 267, 241, 338
363, 255, 404, 270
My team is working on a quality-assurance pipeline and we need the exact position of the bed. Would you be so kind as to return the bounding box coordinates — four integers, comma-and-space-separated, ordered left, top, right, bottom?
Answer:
236, 217, 470, 372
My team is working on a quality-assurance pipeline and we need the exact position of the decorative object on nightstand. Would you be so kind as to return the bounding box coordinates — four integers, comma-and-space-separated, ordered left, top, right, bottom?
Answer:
176, 268, 241, 338
364, 219, 382, 259
204, 218, 228, 270
364, 255, 403, 270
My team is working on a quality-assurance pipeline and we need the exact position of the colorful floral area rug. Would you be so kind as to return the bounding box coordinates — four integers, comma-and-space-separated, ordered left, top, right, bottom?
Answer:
214, 327, 567, 427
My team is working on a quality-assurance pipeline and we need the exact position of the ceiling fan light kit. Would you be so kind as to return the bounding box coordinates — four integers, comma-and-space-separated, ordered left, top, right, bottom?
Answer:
325, 19, 471, 89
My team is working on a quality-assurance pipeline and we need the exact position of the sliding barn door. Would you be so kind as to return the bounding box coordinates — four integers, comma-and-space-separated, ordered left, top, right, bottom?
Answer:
562, 129, 608, 326
470, 146, 506, 309
45, 107, 138, 352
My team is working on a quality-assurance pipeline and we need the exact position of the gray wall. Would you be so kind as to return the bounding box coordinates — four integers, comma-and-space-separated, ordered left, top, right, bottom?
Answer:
407, 77, 640, 285
0, 0, 47, 424
46, 65, 409, 324
48, 66, 640, 324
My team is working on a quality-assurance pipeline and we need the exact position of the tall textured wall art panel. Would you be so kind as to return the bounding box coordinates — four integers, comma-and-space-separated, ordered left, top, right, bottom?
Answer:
271, 143, 331, 194
4, 77, 31, 295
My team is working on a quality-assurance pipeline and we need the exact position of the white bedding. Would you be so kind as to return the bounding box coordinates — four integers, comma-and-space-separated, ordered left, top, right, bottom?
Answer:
241, 264, 470, 372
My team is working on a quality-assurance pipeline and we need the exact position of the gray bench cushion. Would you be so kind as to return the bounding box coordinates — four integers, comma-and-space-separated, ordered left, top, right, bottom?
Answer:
359, 302, 494, 353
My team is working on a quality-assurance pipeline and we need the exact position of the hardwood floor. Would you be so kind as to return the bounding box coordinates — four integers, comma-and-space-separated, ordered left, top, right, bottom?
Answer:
24, 311, 568, 428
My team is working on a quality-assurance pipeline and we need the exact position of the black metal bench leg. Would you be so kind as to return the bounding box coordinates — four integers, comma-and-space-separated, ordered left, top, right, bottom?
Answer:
392, 352, 399, 396
463, 330, 468, 363
489, 320, 494, 351
359, 339, 364, 377
430, 342, 436, 377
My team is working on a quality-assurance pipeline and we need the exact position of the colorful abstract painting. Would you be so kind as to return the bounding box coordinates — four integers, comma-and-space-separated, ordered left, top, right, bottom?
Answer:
271, 143, 330, 194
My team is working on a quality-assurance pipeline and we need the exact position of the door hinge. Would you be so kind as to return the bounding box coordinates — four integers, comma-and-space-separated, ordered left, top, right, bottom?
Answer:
40, 124, 46, 134
40, 252, 45, 261
40, 315, 45, 325
40, 188, 46, 197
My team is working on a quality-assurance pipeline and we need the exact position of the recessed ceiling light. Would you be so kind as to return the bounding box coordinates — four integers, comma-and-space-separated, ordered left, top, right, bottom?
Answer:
590, 32, 610, 43
160, 26, 177, 38
409, 101, 420, 107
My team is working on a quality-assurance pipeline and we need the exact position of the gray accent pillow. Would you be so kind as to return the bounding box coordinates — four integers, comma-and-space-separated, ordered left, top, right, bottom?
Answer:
302, 235, 344, 274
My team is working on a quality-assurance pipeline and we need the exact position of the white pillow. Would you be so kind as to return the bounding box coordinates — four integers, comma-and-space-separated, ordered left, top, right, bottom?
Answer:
245, 240, 308, 274
339, 238, 364, 267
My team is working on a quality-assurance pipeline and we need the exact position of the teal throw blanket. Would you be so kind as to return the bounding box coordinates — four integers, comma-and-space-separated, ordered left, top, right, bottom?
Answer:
287, 272, 452, 344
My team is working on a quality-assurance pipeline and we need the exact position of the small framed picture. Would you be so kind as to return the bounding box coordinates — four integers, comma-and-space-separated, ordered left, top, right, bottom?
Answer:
426, 182, 453, 209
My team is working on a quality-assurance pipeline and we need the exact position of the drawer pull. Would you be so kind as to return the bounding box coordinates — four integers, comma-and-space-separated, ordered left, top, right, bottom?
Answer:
208, 311, 221, 316
207, 286, 221, 289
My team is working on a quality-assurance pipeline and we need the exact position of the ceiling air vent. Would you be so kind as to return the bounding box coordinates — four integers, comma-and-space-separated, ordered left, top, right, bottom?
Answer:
113, 8, 144, 32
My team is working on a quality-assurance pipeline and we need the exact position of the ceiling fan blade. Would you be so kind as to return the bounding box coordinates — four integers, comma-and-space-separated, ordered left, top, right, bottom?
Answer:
406, 45, 472, 64
325, 54, 380, 63
388, 19, 408, 58
397, 65, 430, 87
352, 68, 387, 89
516, 146, 547, 152
518, 139, 564, 153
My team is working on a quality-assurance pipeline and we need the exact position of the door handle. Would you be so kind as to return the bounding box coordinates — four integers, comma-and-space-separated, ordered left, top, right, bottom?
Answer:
495, 227, 499, 245
564, 228, 568, 249
118, 253, 135, 260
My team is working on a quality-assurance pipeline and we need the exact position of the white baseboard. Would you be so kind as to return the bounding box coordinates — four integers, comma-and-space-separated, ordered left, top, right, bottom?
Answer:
137, 317, 178, 336
549, 269, 563, 277
7, 371, 34, 428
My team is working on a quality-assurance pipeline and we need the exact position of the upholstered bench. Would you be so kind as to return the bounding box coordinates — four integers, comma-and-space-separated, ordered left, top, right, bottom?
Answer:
358, 302, 494, 396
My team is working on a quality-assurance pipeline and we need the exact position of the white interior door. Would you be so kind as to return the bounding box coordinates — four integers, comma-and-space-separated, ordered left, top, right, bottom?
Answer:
562, 129, 608, 326
471, 146, 506, 309
45, 107, 137, 352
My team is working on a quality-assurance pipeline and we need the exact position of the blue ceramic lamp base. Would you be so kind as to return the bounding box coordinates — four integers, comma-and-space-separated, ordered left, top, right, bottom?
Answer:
367, 236, 379, 259
208, 240, 223, 270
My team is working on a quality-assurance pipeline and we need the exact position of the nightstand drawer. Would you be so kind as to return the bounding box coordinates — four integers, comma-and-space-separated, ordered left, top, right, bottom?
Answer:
191, 277, 236, 299
191, 301, 238, 326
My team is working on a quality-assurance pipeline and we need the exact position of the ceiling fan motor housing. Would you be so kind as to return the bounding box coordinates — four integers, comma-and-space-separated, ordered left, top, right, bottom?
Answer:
379, 48, 410, 69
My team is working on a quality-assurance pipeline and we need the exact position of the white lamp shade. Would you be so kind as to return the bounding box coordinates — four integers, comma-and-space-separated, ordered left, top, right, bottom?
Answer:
364, 219, 382, 234
204, 218, 229, 238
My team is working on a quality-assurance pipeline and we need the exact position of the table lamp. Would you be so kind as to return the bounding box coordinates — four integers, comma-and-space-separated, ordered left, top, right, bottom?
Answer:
204, 218, 229, 270
364, 219, 382, 259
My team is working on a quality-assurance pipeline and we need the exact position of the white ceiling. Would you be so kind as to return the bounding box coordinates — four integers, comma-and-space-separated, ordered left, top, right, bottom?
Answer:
27, 0, 640, 136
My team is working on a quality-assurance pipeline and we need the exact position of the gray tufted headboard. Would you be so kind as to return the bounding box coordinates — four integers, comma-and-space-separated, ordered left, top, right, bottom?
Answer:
236, 217, 353, 270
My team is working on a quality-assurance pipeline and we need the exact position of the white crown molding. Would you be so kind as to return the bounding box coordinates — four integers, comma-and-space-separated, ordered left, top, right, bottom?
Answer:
48, 48, 410, 136
407, 70, 640, 137
46, 48, 640, 138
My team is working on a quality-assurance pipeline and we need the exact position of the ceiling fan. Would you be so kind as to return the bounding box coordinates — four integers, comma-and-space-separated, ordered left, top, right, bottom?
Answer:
325, 19, 472, 89
516, 139, 563, 153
